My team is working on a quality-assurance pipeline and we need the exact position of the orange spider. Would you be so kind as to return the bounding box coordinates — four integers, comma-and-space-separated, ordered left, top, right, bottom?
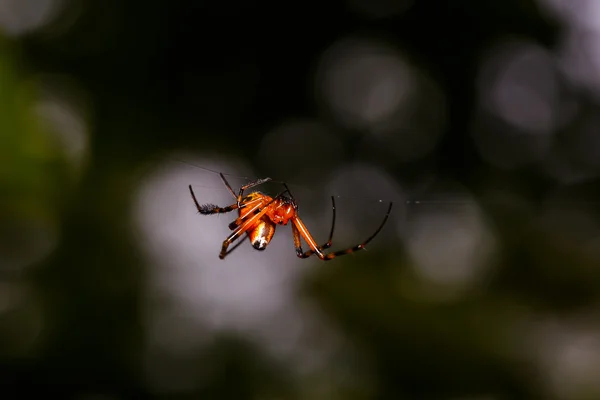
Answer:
188, 173, 393, 260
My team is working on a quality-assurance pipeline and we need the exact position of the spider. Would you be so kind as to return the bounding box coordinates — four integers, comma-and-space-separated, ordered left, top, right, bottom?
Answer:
188, 173, 393, 260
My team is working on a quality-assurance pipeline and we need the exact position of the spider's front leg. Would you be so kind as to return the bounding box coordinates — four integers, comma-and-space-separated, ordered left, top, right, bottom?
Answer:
189, 185, 239, 214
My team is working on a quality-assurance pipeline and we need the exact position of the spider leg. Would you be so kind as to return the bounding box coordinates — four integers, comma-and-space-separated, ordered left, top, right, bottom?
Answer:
218, 172, 272, 205
219, 203, 271, 259
239, 176, 273, 194
190, 185, 267, 217
189, 185, 240, 214
224, 234, 248, 254
218, 173, 237, 199
294, 201, 393, 261
235, 176, 272, 207
292, 196, 336, 258
227, 197, 267, 230
282, 183, 295, 204
292, 217, 326, 259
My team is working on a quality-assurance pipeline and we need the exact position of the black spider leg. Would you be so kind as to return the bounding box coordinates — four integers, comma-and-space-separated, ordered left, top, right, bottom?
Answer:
189, 172, 272, 215
293, 196, 336, 258
319, 201, 393, 261
189, 185, 241, 215
219, 172, 272, 207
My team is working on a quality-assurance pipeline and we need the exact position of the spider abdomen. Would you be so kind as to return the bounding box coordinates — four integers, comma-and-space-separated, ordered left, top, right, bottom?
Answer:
248, 217, 276, 250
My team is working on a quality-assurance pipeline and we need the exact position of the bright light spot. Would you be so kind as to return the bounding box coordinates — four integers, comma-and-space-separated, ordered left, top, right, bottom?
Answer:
532, 318, 600, 399
473, 39, 558, 169
315, 37, 446, 163
0, 0, 64, 36
538, 0, 600, 32
358, 70, 446, 163
404, 189, 496, 297
538, 0, 600, 96
316, 38, 414, 130
557, 30, 600, 97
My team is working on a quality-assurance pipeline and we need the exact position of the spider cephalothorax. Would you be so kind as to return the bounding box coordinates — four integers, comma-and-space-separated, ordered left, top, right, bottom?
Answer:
189, 173, 392, 260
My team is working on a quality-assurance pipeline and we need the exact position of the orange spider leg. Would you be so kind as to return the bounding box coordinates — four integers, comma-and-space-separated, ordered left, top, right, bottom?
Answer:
219, 200, 272, 259
292, 196, 336, 258
227, 194, 269, 230
292, 217, 327, 259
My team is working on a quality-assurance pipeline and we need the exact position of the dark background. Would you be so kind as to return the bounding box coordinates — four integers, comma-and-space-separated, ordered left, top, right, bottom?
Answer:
2, 0, 600, 399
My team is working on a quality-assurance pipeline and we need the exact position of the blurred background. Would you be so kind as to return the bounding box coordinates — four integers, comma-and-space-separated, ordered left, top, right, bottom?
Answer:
2, 0, 600, 398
